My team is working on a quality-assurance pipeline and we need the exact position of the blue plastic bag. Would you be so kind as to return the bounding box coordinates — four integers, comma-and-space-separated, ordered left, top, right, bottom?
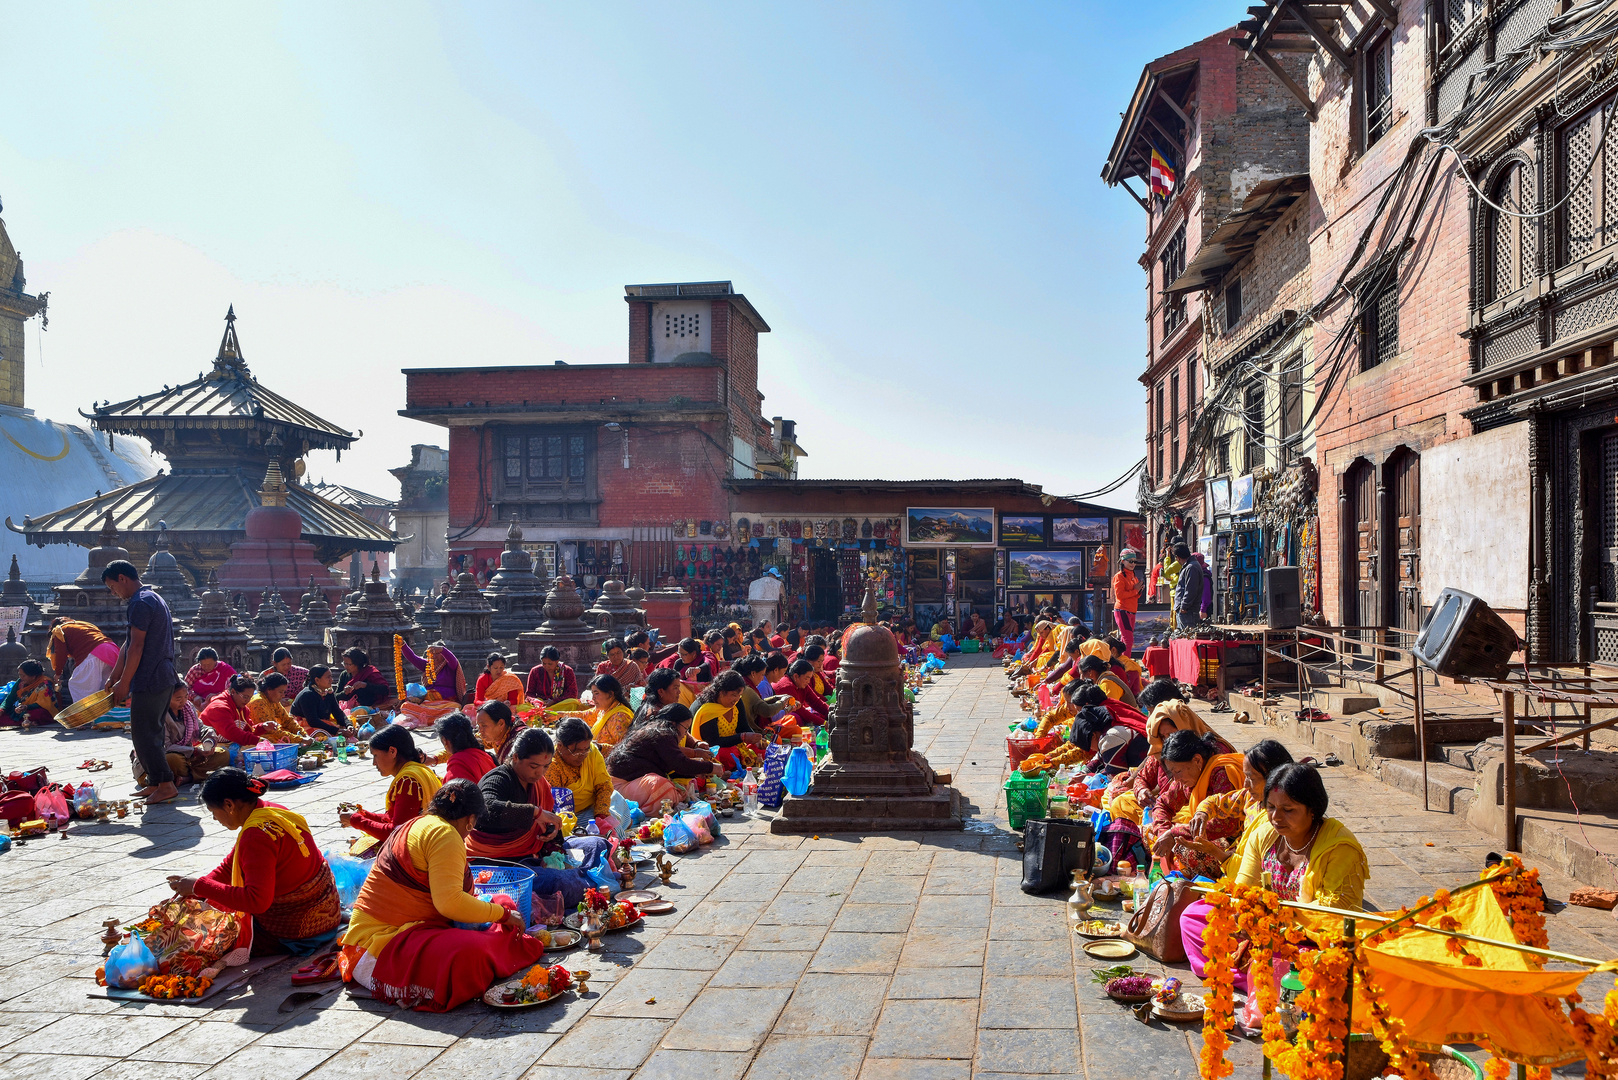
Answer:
323, 846, 373, 910
757, 743, 788, 809
662, 815, 699, 854
552, 786, 576, 814
105, 933, 158, 988
783, 745, 812, 797
585, 862, 618, 892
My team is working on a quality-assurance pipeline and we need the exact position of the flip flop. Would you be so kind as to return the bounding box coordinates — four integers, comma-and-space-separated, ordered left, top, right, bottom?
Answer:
291, 952, 341, 986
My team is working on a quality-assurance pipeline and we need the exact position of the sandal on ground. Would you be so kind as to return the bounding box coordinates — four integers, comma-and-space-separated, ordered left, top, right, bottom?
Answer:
291, 952, 342, 986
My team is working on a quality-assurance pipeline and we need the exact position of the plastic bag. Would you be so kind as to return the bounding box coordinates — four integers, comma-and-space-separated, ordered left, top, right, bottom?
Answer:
323, 847, 373, 909
541, 851, 568, 870
609, 790, 631, 833
585, 862, 618, 892
551, 786, 576, 814
757, 743, 788, 810
34, 785, 71, 828
662, 815, 699, 854
105, 934, 158, 988
688, 800, 720, 839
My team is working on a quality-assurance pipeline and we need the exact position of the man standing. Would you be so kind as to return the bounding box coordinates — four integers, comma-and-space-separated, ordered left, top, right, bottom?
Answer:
1171, 541, 1204, 632
747, 567, 784, 631
102, 560, 178, 805
1111, 549, 1142, 654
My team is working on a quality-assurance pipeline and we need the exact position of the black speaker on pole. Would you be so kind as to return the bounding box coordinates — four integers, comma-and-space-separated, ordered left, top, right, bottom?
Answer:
1411, 587, 1519, 679
1265, 566, 1301, 629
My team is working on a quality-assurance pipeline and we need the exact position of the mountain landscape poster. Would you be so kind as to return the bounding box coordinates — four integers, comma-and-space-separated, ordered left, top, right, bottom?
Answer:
905, 507, 996, 546
1008, 550, 1087, 587
1051, 516, 1110, 544
999, 515, 1045, 545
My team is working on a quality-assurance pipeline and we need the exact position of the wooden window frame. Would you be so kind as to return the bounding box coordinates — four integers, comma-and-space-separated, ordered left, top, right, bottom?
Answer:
1488, 162, 1534, 302
1363, 31, 1395, 151
1360, 270, 1400, 372
1558, 96, 1618, 269
1224, 278, 1243, 331
495, 424, 599, 523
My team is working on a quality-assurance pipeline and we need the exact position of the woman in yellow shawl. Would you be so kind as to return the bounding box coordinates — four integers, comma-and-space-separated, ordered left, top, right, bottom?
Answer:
340, 725, 443, 851
1101, 700, 1235, 827
1149, 730, 1245, 848
1007, 621, 1054, 683
167, 768, 343, 957
548, 715, 615, 829
248, 672, 304, 741
585, 674, 634, 749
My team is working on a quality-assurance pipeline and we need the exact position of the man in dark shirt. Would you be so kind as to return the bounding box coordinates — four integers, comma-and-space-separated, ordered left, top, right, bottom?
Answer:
103, 560, 178, 804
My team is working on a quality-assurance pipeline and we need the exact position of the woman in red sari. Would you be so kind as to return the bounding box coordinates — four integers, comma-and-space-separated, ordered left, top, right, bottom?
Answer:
167, 769, 343, 957
340, 726, 442, 847
772, 658, 828, 728
339, 780, 543, 1011
437, 711, 496, 785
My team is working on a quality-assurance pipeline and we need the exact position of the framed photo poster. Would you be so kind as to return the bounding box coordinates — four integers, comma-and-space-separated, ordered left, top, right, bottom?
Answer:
998, 515, 1046, 546
1051, 516, 1110, 545
906, 508, 996, 546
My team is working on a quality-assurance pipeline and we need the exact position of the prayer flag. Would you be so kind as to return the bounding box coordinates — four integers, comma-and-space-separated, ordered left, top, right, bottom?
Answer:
1150, 148, 1176, 199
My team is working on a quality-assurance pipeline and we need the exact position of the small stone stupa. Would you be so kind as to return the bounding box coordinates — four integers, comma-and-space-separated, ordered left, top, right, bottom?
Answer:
176, 570, 251, 672
286, 574, 337, 667
142, 522, 199, 624
518, 572, 607, 673
439, 571, 497, 662
585, 579, 646, 635
772, 586, 962, 834
484, 518, 548, 644
325, 562, 413, 667
0, 627, 28, 684
44, 512, 133, 640
248, 586, 292, 668
1, 555, 42, 628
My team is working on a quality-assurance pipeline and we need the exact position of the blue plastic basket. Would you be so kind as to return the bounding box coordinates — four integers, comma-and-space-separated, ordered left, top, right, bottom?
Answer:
240, 743, 299, 773
458, 859, 536, 928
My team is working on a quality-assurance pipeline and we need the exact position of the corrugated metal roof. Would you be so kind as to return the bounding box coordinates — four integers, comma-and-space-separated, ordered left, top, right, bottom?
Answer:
13, 470, 397, 547
89, 360, 354, 450
308, 481, 394, 509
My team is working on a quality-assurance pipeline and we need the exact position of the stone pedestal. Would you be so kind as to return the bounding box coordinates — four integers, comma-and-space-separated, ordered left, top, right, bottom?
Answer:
0, 627, 27, 684
642, 580, 692, 645
585, 579, 647, 636
176, 570, 252, 672
439, 572, 497, 662
324, 563, 414, 668
1, 555, 41, 634
773, 591, 962, 834
484, 519, 548, 645
518, 574, 608, 674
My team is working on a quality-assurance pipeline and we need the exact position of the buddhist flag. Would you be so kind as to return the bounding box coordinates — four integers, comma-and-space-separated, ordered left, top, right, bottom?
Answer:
1150, 148, 1176, 199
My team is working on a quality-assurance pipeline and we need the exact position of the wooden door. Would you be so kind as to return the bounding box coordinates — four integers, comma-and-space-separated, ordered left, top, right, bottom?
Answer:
1346, 460, 1379, 631
1389, 450, 1422, 635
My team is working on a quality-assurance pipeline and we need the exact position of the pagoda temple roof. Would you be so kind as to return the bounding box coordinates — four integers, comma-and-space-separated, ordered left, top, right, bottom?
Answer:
7, 470, 397, 563
82, 307, 355, 453
308, 480, 394, 510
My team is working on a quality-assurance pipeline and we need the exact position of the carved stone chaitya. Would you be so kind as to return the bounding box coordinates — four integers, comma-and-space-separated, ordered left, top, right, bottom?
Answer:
517, 573, 607, 674
584, 578, 646, 635
772, 589, 962, 834
484, 518, 549, 644
438, 571, 497, 661
286, 575, 336, 668
324, 563, 413, 666
175, 570, 251, 672
142, 524, 199, 624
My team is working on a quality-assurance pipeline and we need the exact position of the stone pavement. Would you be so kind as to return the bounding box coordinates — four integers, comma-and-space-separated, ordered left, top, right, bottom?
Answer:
0, 655, 1614, 1080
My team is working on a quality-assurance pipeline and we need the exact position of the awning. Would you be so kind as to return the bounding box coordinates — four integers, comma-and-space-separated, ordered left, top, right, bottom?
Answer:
1167, 175, 1310, 295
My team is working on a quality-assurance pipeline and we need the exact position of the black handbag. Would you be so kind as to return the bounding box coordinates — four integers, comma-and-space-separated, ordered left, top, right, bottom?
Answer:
1020, 817, 1094, 894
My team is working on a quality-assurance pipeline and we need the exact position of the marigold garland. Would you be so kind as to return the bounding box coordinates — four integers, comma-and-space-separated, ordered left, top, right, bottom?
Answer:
1487, 854, 1547, 960
393, 634, 408, 698
1565, 990, 1618, 1079
1352, 952, 1441, 1080
1266, 943, 1352, 1080
423, 647, 439, 701
1199, 891, 1240, 1080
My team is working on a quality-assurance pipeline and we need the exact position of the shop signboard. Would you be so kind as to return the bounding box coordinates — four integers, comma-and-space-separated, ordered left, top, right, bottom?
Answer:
905, 507, 996, 546
1008, 550, 1087, 588
1051, 516, 1110, 544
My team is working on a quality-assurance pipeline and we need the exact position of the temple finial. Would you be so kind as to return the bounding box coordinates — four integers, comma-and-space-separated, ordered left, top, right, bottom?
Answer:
216, 305, 248, 372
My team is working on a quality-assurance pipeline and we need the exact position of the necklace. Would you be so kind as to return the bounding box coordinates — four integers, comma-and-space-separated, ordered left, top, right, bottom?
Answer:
1281, 823, 1320, 855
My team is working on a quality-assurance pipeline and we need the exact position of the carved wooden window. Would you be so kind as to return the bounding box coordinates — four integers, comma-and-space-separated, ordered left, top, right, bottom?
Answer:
1153, 384, 1165, 482
496, 425, 597, 522
1186, 357, 1198, 428
1364, 35, 1394, 148
1224, 278, 1243, 331
1242, 383, 1265, 474
1439, 0, 1484, 51
1279, 357, 1304, 455
1161, 224, 1187, 335
1560, 99, 1618, 266
1489, 163, 1535, 301
1170, 369, 1181, 475
1361, 270, 1400, 371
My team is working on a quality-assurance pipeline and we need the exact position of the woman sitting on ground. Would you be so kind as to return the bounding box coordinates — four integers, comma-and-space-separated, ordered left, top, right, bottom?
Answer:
633, 667, 684, 728
136, 678, 230, 787
0, 660, 57, 726
475, 701, 522, 764
167, 768, 343, 957
585, 674, 634, 749
525, 645, 580, 709
185, 647, 235, 708
342, 725, 443, 846
290, 664, 349, 736
399, 639, 466, 704
1134, 671, 1188, 717
548, 716, 615, 831
1040, 636, 1086, 688
468, 729, 601, 907
1068, 685, 1149, 776
1077, 654, 1139, 709
337, 647, 392, 710
1099, 699, 1232, 828
1179, 739, 1296, 987
733, 655, 788, 736
438, 711, 496, 785
1147, 730, 1245, 868
605, 703, 724, 810
339, 779, 545, 1011
199, 674, 269, 746
248, 672, 304, 742
692, 671, 762, 772
474, 652, 524, 707
593, 638, 643, 690
772, 658, 828, 729
1104, 635, 1144, 695
258, 648, 310, 699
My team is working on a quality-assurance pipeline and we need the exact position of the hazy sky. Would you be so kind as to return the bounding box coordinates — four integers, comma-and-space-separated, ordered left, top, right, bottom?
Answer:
0, 2, 1235, 502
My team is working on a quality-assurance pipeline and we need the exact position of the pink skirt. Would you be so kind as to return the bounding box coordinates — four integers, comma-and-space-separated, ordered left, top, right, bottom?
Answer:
611, 774, 685, 810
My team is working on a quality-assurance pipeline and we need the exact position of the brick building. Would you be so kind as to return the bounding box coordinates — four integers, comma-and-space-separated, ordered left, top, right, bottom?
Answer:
1102, 27, 1312, 586
401, 281, 792, 592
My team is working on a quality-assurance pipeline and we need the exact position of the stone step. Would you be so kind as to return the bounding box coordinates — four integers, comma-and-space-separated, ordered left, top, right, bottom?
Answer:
1323, 690, 1382, 716
1434, 742, 1482, 771
1378, 757, 1477, 816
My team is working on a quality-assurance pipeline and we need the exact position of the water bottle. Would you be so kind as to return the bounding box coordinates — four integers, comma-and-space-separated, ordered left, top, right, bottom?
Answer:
335, 736, 349, 764
814, 727, 828, 762
783, 738, 812, 798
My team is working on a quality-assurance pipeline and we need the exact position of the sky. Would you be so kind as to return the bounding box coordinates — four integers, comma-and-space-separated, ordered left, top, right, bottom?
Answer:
0, 1, 1236, 504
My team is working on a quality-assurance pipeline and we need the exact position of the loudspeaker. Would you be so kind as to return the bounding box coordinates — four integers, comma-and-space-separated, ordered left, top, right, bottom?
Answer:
1265, 566, 1301, 629
1411, 588, 1519, 679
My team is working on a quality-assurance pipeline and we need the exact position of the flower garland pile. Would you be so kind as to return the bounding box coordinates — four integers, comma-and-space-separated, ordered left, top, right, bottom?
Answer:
1565, 989, 1618, 1078
1487, 854, 1547, 957
394, 635, 409, 699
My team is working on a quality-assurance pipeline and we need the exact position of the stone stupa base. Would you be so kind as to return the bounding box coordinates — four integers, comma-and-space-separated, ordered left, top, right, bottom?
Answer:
770, 752, 964, 833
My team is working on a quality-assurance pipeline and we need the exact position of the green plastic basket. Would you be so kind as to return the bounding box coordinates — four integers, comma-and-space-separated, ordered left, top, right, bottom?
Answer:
1005, 773, 1049, 830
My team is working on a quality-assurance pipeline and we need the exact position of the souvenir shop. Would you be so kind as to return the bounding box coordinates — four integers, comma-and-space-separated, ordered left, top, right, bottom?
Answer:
994, 511, 1141, 633
729, 515, 908, 627
1203, 461, 1320, 624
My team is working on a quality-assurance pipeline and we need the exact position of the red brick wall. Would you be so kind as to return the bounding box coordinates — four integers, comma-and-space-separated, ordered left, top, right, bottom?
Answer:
1306, 6, 1477, 625
628, 302, 651, 363
405, 363, 722, 414
597, 424, 732, 527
